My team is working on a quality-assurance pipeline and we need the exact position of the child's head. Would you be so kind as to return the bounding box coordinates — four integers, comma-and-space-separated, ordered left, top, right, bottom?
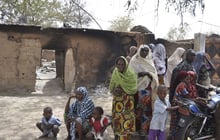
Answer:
93, 106, 104, 120
43, 106, 53, 119
157, 84, 167, 101
178, 71, 196, 83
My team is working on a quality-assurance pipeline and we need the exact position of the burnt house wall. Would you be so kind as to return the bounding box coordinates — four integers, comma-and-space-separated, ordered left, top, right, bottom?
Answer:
1, 24, 220, 91
0, 24, 149, 91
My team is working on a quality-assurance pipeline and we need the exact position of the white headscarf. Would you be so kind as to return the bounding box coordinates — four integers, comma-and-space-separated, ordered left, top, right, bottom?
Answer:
164, 47, 185, 87
152, 43, 167, 75
129, 44, 159, 104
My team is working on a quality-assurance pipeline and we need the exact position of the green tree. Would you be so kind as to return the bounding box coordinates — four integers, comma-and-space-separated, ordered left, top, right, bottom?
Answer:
0, 0, 91, 27
61, 0, 91, 28
166, 23, 191, 40
125, 0, 205, 26
109, 16, 134, 32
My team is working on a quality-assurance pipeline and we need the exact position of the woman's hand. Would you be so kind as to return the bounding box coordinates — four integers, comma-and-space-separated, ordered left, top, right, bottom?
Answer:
68, 95, 76, 100
113, 86, 123, 96
138, 72, 153, 80
45, 123, 53, 129
138, 72, 146, 77
67, 116, 75, 123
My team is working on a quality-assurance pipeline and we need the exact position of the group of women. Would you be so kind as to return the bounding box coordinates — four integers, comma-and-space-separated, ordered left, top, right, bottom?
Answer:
109, 44, 167, 140
109, 43, 215, 140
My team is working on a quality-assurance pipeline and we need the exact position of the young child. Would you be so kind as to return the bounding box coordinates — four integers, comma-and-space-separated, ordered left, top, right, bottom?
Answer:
148, 85, 179, 140
175, 71, 197, 100
86, 106, 111, 140
36, 106, 62, 138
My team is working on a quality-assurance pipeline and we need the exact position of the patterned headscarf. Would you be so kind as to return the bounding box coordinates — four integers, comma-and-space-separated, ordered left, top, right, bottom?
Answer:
76, 86, 88, 97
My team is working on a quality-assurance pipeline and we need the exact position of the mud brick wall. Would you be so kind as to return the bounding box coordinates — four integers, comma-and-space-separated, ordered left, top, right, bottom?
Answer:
0, 32, 41, 91
1, 24, 219, 92
0, 24, 149, 92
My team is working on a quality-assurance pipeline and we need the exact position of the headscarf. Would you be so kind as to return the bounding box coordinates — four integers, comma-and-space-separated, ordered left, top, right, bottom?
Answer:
152, 43, 167, 75
109, 56, 137, 95
69, 86, 94, 138
164, 47, 185, 87
175, 70, 197, 99
129, 44, 159, 103
126, 46, 137, 62
129, 46, 137, 56
192, 52, 215, 73
148, 43, 155, 53
76, 86, 88, 98
192, 52, 215, 86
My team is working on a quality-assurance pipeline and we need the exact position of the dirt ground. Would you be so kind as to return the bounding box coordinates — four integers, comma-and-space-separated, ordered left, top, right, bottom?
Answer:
0, 78, 114, 140
0, 61, 171, 140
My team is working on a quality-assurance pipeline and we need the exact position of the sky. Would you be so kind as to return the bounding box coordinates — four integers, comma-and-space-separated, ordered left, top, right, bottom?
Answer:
85, 0, 220, 39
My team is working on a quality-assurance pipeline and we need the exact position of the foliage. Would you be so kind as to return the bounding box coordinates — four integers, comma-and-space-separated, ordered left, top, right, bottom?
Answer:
61, 0, 91, 28
109, 16, 134, 32
125, 0, 205, 25
166, 23, 191, 40
0, 0, 91, 28
165, 0, 205, 25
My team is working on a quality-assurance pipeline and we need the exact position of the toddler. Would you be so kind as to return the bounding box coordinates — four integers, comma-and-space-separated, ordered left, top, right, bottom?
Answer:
36, 106, 61, 138
86, 106, 111, 140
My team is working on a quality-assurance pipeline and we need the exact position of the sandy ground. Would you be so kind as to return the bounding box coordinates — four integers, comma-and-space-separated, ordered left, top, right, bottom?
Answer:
0, 78, 172, 140
0, 61, 171, 140
0, 74, 114, 140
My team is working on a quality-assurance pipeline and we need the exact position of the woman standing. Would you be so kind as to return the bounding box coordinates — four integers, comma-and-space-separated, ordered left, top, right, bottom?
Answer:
109, 56, 137, 140
152, 43, 167, 84
129, 44, 159, 135
126, 46, 137, 63
164, 47, 185, 88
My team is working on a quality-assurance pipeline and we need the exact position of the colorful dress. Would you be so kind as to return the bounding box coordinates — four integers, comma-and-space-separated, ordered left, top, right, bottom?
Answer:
109, 56, 137, 140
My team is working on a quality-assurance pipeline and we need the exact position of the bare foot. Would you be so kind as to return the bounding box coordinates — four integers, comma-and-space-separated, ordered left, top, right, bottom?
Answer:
38, 133, 48, 139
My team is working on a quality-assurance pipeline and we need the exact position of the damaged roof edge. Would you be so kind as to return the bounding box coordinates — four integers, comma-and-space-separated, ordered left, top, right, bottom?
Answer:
0, 23, 147, 36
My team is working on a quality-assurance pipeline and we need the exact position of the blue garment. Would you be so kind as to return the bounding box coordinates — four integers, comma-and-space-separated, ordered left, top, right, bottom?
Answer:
41, 115, 61, 126
40, 115, 61, 137
68, 87, 95, 140
69, 96, 95, 121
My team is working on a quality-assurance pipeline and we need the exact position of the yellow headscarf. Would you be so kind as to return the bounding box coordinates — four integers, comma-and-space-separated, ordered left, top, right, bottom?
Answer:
109, 56, 137, 95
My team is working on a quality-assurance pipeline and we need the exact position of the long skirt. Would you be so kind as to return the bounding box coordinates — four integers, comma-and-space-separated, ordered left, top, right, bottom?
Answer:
135, 88, 152, 135
112, 93, 135, 140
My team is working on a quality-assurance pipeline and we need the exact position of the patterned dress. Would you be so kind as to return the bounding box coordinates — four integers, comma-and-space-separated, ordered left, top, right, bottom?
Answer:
112, 92, 136, 140
109, 56, 137, 140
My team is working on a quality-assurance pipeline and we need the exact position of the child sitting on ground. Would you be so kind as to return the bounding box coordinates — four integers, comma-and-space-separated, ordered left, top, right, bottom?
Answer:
86, 106, 111, 140
36, 106, 62, 138
148, 85, 179, 140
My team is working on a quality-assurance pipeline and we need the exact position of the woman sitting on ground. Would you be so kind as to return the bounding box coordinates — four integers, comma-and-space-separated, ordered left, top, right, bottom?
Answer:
64, 86, 95, 140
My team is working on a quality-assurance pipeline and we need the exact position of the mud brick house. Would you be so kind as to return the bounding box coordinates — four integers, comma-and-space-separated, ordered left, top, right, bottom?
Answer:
0, 24, 156, 92
0, 24, 219, 93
